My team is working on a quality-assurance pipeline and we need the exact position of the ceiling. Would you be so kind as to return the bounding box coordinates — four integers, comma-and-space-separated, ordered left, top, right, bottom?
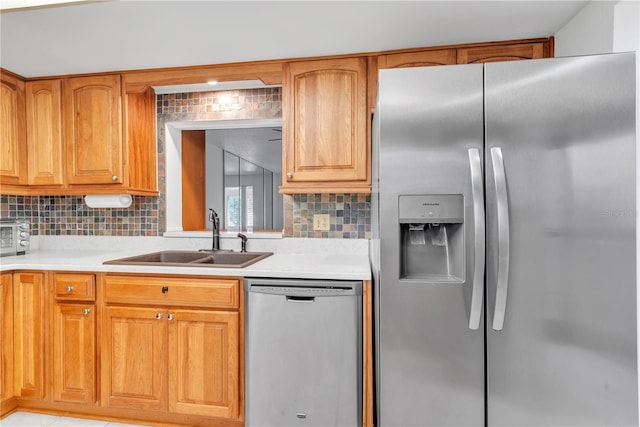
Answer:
0, 0, 589, 79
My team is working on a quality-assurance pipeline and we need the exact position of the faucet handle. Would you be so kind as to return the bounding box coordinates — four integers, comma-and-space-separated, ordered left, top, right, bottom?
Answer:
237, 233, 248, 253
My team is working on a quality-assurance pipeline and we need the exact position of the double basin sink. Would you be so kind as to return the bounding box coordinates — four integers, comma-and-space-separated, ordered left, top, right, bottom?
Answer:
104, 250, 272, 268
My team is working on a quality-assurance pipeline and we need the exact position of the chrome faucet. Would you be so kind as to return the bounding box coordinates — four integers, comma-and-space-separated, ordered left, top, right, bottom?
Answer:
237, 233, 248, 253
209, 208, 220, 251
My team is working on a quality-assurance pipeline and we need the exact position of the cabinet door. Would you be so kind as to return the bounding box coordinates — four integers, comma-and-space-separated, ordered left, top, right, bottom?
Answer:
457, 41, 548, 64
13, 272, 45, 399
282, 57, 368, 192
0, 73, 27, 186
378, 49, 457, 69
168, 310, 240, 419
0, 274, 13, 403
53, 303, 95, 404
26, 80, 64, 186
102, 306, 167, 411
64, 75, 123, 185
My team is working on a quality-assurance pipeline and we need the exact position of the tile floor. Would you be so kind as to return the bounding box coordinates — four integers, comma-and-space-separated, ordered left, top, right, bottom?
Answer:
0, 411, 146, 427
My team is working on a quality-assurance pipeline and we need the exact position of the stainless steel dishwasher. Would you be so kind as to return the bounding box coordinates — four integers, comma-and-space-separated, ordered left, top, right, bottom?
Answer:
244, 278, 362, 427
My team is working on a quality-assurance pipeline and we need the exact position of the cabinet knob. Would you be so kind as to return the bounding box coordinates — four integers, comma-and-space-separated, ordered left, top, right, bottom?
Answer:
155, 313, 163, 320
286, 172, 293, 179
111, 175, 118, 181
66, 285, 74, 293
83, 308, 91, 316
168, 314, 174, 321
162, 286, 169, 294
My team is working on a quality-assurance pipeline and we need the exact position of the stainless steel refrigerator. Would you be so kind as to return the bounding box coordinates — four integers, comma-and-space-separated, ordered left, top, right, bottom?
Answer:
370, 52, 637, 427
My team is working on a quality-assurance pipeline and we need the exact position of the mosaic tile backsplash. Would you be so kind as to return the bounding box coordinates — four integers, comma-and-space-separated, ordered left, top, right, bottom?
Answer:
0, 195, 158, 236
0, 87, 372, 239
291, 194, 371, 239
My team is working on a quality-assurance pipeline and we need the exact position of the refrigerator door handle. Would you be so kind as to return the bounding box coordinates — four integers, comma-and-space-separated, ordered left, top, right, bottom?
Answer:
468, 148, 485, 330
490, 147, 510, 331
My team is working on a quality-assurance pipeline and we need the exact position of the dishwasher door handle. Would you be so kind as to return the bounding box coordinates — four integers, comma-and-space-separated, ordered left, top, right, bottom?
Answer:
286, 296, 316, 302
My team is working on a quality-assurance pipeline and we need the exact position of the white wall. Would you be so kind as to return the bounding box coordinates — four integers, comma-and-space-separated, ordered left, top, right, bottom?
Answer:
613, 0, 640, 52
554, 1, 616, 57
555, 0, 638, 56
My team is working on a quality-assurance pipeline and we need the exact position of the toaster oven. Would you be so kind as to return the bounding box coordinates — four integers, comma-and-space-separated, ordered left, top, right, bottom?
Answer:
0, 219, 30, 256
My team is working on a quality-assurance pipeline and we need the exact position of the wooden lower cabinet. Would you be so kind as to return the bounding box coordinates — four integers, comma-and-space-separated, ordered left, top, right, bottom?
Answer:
168, 309, 239, 418
102, 306, 240, 419
52, 303, 96, 404
0, 273, 14, 406
101, 274, 242, 424
102, 306, 168, 411
13, 272, 46, 399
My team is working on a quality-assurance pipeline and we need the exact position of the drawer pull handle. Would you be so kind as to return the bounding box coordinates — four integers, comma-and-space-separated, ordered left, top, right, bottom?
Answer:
83, 308, 91, 316
155, 313, 163, 320
162, 286, 169, 294
168, 314, 174, 321
66, 285, 74, 293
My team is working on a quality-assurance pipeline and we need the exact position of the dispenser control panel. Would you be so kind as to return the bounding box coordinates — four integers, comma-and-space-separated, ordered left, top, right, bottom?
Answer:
398, 194, 463, 224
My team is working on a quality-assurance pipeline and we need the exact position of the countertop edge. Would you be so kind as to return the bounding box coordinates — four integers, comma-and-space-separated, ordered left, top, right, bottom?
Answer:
0, 251, 372, 281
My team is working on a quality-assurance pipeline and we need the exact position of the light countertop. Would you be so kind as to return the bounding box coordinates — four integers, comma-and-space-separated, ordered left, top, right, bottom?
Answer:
0, 248, 371, 281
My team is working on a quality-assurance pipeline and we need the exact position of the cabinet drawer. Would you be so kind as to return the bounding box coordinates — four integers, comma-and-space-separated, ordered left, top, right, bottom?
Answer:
103, 275, 240, 309
54, 273, 96, 301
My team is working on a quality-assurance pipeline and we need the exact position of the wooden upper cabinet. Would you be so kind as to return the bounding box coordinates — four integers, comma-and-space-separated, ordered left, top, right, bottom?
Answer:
281, 57, 369, 194
26, 80, 64, 186
64, 75, 123, 185
378, 49, 457, 69
0, 72, 27, 186
124, 86, 157, 193
457, 41, 549, 64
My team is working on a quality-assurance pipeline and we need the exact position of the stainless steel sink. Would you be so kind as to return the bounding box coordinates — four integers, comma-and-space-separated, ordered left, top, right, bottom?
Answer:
103, 250, 273, 268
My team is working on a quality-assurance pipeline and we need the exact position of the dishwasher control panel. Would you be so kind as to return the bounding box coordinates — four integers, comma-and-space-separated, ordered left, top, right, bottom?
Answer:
247, 284, 358, 297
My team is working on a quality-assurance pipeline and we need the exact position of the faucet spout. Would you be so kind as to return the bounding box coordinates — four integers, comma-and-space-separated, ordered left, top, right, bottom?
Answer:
209, 208, 220, 251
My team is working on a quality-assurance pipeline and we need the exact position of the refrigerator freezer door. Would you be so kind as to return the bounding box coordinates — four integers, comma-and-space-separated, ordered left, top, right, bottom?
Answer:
375, 64, 485, 426
485, 53, 638, 426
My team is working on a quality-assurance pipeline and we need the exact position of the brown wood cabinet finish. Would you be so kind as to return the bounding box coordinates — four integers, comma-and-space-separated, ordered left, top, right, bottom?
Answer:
124, 87, 157, 193
377, 49, 457, 69
102, 305, 168, 411
457, 41, 549, 64
26, 80, 64, 186
52, 303, 96, 404
281, 57, 369, 194
0, 273, 14, 406
13, 272, 46, 399
0, 71, 27, 187
101, 275, 242, 422
63, 75, 123, 185
53, 272, 96, 301
51, 272, 97, 405
168, 309, 239, 418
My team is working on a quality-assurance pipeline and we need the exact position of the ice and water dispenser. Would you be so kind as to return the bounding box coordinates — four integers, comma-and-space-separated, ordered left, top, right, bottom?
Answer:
399, 195, 464, 282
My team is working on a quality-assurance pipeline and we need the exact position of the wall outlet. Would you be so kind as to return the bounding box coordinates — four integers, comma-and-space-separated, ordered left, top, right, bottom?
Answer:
313, 214, 331, 231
